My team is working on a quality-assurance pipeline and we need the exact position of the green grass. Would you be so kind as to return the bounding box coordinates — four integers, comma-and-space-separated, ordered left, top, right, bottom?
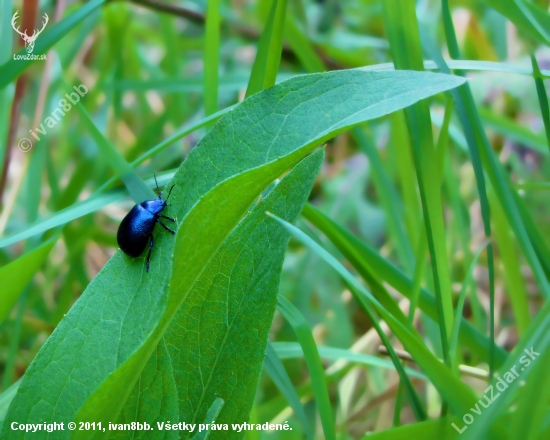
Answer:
0, 1, 549, 439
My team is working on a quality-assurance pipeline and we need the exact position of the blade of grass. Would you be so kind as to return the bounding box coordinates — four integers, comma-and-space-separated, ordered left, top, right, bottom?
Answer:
302, 222, 427, 420
382, 0, 454, 373
284, 16, 325, 73
270, 214, 478, 416
339, 281, 427, 421
408, 227, 428, 328
462, 301, 550, 439
531, 54, 550, 152
2, 290, 28, 390
0, 84, 13, 203
442, 0, 459, 60
204, 0, 220, 116
443, 151, 484, 332
264, 343, 313, 439
245, 0, 288, 97
304, 206, 410, 327
449, 242, 489, 373
393, 227, 428, 426
422, 26, 500, 379
479, 107, 549, 156
73, 99, 154, 203
361, 60, 550, 78
277, 295, 336, 440
491, 192, 531, 336
192, 397, 225, 440
389, 112, 422, 248
508, 345, 550, 440
0, 233, 58, 323
512, 191, 550, 278
436, 2, 550, 302
0, 0, 13, 182
515, 182, 550, 191
359, 418, 464, 440
431, 109, 468, 151
0, 380, 19, 429
302, 203, 508, 368
352, 127, 414, 274
273, 342, 427, 380
483, 0, 550, 46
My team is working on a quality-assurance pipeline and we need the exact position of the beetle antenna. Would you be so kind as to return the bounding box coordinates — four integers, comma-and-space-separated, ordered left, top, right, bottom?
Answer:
154, 172, 161, 198
165, 184, 175, 202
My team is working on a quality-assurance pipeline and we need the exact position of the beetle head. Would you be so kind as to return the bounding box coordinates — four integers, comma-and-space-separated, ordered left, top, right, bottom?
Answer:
141, 199, 167, 215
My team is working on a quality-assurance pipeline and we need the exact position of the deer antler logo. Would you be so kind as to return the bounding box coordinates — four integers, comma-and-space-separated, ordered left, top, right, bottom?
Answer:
11, 11, 49, 54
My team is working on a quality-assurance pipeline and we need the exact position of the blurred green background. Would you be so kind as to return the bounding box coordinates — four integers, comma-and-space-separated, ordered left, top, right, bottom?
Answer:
1, 0, 550, 438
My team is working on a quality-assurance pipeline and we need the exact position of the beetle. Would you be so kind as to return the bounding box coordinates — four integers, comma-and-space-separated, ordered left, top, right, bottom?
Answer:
117, 174, 176, 272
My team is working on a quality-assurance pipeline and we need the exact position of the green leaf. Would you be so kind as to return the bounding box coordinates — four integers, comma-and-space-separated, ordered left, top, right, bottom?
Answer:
2, 69, 465, 438
101, 150, 324, 440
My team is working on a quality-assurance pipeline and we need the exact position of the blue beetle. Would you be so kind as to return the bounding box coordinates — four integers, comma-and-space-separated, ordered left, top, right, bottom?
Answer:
117, 174, 176, 272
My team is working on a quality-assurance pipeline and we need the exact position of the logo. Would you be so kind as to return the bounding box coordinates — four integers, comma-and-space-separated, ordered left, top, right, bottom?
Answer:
11, 11, 48, 59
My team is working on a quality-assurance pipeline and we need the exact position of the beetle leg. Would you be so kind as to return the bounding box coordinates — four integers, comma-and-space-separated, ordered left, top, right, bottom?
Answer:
160, 215, 176, 222
146, 235, 154, 272
157, 219, 175, 234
